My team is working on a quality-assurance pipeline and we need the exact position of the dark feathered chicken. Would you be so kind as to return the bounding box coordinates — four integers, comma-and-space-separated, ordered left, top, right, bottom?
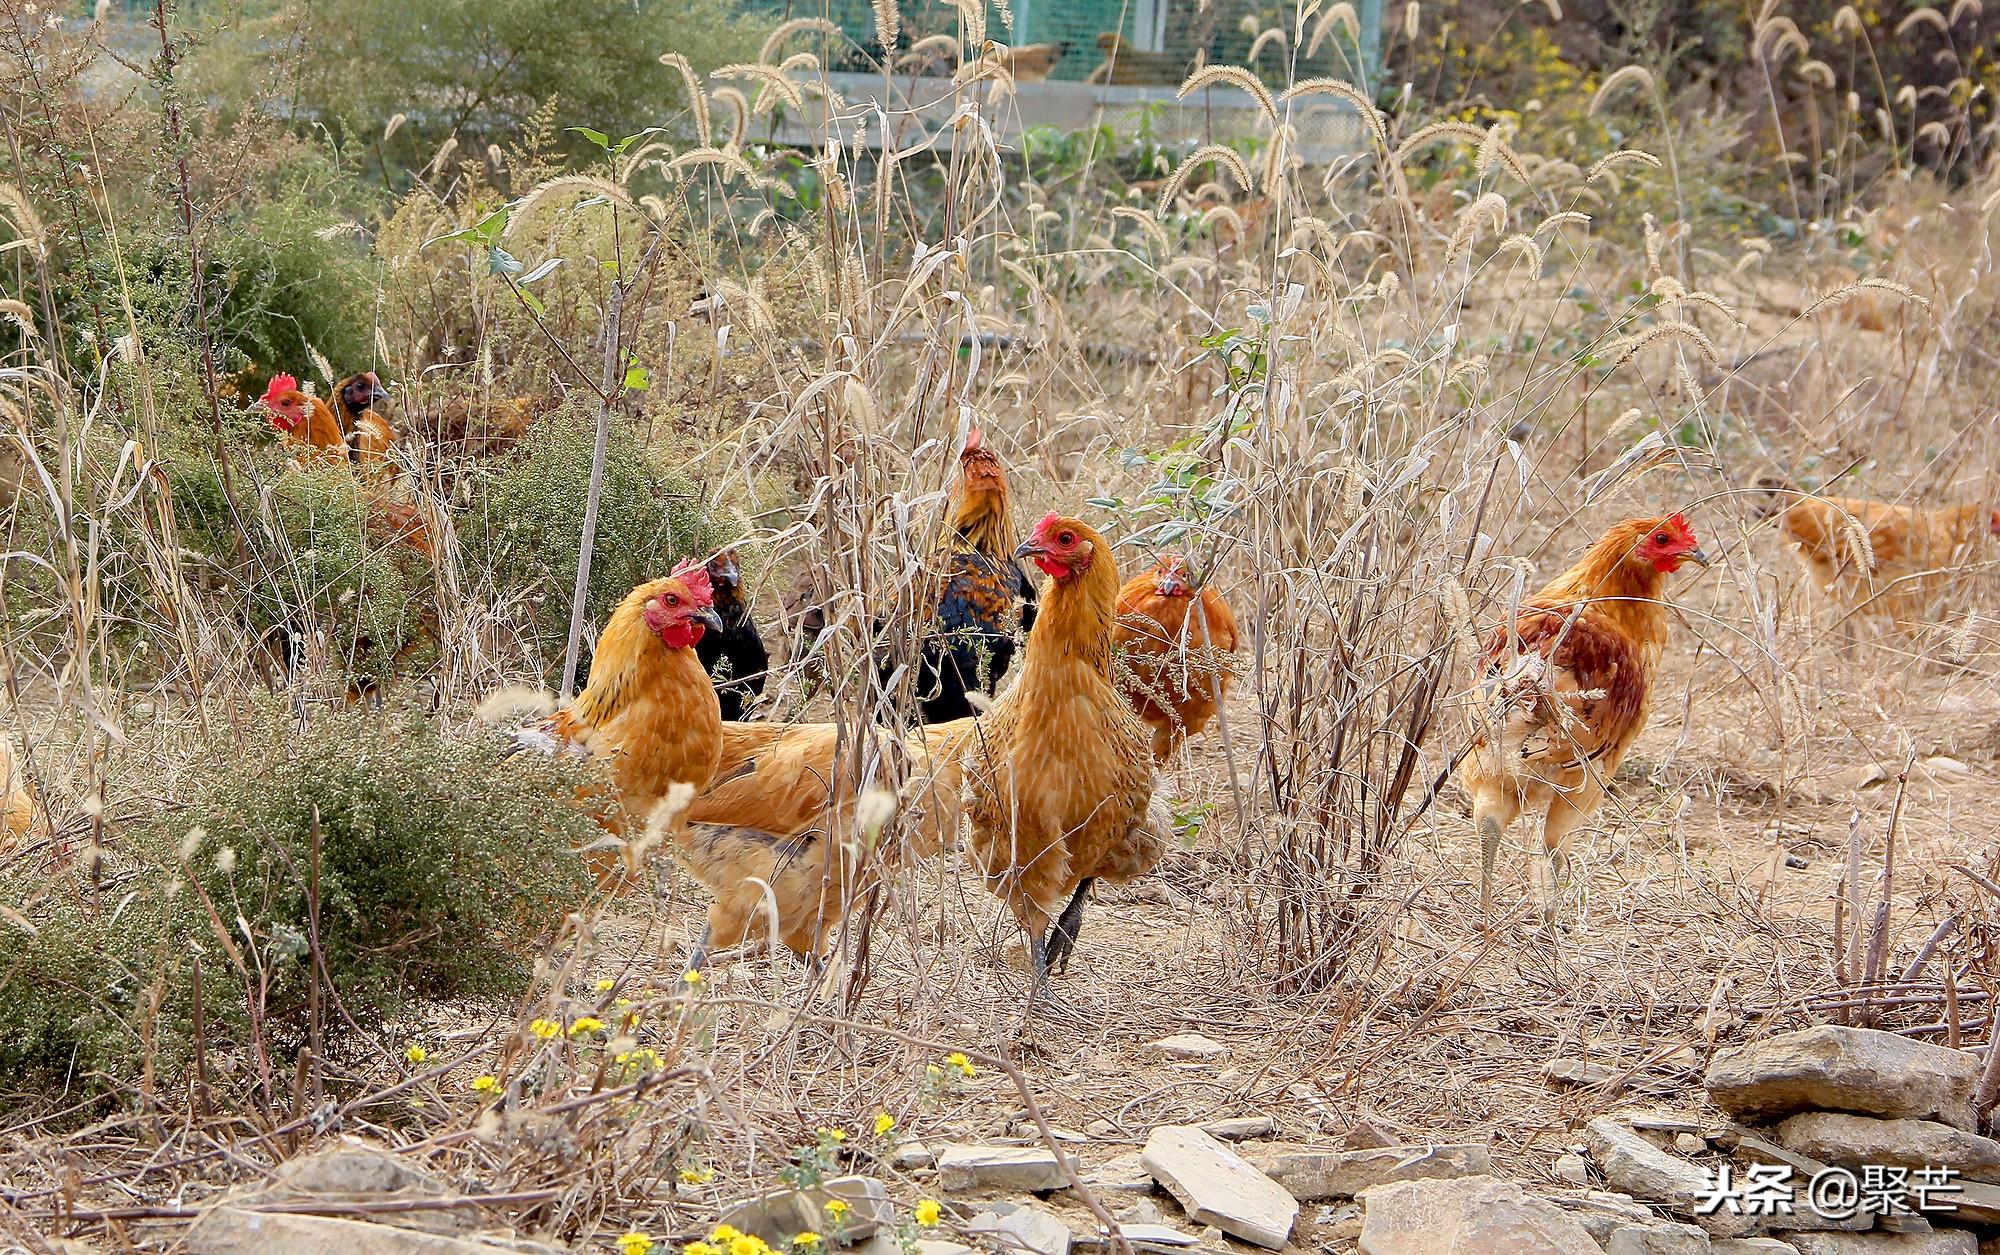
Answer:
889, 428, 1038, 722
695, 548, 769, 722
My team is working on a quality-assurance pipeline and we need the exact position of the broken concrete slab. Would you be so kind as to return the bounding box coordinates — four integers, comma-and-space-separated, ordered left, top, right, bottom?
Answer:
1705, 1027, 1979, 1131
1140, 1126, 1297, 1250
1356, 1175, 1601, 1255
937, 1145, 1075, 1193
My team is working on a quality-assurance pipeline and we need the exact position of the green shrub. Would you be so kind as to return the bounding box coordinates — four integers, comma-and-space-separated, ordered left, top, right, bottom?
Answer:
175, 705, 603, 1045
463, 411, 737, 670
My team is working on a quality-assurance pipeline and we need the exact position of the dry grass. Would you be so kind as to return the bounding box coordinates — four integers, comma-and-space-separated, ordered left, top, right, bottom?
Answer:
3, 3, 2000, 1252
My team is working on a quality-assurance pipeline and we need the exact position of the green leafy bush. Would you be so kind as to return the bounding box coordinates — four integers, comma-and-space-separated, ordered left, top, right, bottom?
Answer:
176, 705, 603, 1045
463, 411, 737, 668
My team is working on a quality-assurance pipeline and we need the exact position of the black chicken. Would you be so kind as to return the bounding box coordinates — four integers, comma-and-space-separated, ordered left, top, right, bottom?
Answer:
696, 548, 769, 721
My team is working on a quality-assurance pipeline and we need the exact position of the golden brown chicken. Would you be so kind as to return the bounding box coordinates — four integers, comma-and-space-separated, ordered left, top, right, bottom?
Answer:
1772, 492, 1999, 637
984, 39, 1069, 81
1113, 555, 1240, 761
959, 512, 1162, 993
1460, 514, 1709, 920
507, 566, 725, 866
332, 371, 397, 476
1, 738, 37, 848
1087, 32, 1184, 85
259, 373, 347, 464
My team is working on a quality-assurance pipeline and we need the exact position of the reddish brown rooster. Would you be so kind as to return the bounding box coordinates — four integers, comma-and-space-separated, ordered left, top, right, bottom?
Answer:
1460, 514, 1709, 920
1113, 554, 1241, 761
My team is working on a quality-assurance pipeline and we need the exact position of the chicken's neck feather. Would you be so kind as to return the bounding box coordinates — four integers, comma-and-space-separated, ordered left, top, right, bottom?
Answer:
1021, 547, 1120, 679
1533, 523, 1673, 653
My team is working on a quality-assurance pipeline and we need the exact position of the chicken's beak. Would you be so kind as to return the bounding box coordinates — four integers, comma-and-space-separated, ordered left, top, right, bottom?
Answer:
694, 607, 724, 633
1013, 538, 1045, 560
1684, 546, 1713, 568
369, 383, 391, 407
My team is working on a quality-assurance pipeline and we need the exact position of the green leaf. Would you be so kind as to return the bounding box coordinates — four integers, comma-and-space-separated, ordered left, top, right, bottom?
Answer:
488, 246, 525, 276
423, 205, 511, 250
567, 126, 612, 150
613, 127, 665, 154
622, 365, 651, 392
519, 258, 564, 284
514, 285, 546, 317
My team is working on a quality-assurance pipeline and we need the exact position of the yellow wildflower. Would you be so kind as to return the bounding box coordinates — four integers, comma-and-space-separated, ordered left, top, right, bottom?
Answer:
728, 1235, 766, 1255
470, 1074, 499, 1094
683, 968, 705, 986
685, 1244, 719, 1255
793, 1235, 823, 1250
679, 1166, 715, 1185
708, 1227, 743, 1244
823, 1199, 850, 1219
915, 1200, 942, 1227
945, 1051, 975, 1078
529, 1018, 561, 1040
818, 1126, 847, 1143
596, 977, 616, 991
404, 1043, 428, 1064
570, 1016, 606, 1035
617, 1233, 654, 1255
872, 1111, 895, 1137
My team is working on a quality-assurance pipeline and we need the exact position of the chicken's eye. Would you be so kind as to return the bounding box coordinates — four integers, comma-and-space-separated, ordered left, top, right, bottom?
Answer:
665, 595, 680, 606
1058, 531, 1075, 545
1653, 532, 1669, 545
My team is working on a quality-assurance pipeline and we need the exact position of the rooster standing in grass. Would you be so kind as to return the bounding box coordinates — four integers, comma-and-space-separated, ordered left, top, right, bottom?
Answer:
259, 373, 347, 464
1460, 514, 1708, 921
892, 428, 1037, 723
955, 512, 1162, 999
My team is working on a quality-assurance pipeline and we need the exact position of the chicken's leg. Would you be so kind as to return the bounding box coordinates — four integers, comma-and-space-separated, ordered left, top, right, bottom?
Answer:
1044, 878, 1094, 974
1537, 796, 1591, 924
684, 923, 712, 975
1469, 793, 1520, 915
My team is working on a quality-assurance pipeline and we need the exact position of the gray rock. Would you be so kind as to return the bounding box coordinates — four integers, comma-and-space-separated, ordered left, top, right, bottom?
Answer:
1585, 1116, 1755, 1237
1944, 1178, 2000, 1224
1705, 1027, 1979, 1131
274, 1142, 439, 1197
915, 1242, 975, 1255
891, 1142, 938, 1170
1140, 1126, 1297, 1249
184, 1210, 558, 1255
937, 1145, 1075, 1193
1199, 1116, 1276, 1141
1074, 1224, 1198, 1250
1774, 1112, 2000, 1183
1546, 1058, 1622, 1088
1150, 1034, 1228, 1061
968, 1203, 1072, 1255
1553, 1153, 1592, 1185
1357, 1175, 1601, 1255
1246, 1141, 1490, 1200
1676, 1134, 1709, 1157
1789, 1233, 1977, 1254
1081, 1152, 1154, 1193
721, 1177, 892, 1245
1711, 1242, 1801, 1255
1606, 1221, 1712, 1254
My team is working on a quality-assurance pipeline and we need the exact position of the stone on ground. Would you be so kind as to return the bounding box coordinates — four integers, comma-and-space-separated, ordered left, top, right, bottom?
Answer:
184, 1210, 558, 1255
1711, 1241, 1802, 1255
1140, 1126, 1297, 1250
1704, 1027, 1979, 1130
1605, 1220, 1713, 1254
937, 1145, 1074, 1193
1150, 1034, 1229, 1061
1200, 1116, 1276, 1141
1585, 1115, 1756, 1237
1788, 1232, 1977, 1253
1356, 1175, 1601, 1255
1774, 1112, 2000, 1182
721, 1176, 891, 1245
1246, 1142, 1490, 1200
1545, 1058, 1621, 1088
967, 1203, 1073, 1255
1552, 1152, 1592, 1185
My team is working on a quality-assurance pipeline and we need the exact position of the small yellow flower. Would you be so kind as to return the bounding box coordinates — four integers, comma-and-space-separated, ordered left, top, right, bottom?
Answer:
872, 1111, 895, 1137
529, 1017, 561, 1040
404, 1043, 428, 1064
470, 1074, 499, 1094
728, 1236, 766, 1255
925, 1064, 943, 1083
685, 1244, 719, 1255
818, 1126, 847, 1143
793, 1234, 823, 1250
823, 1199, 850, 1220
679, 1166, 715, 1185
596, 977, 616, 991
683, 968, 705, 986
570, 1016, 606, 1035
617, 1232, 655, 1255
708, 1227, 742, 1244
915, 1200, 942, 1227
945, 1051, 975, 1078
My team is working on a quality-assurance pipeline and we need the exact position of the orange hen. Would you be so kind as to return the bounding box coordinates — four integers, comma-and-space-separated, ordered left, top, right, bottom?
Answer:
957, 512, 1163, 994
1113, 555, 1240, 761
259, 373, 347, 464
1459, 514, 1709, 920
509, 566, 725, 864
1773, 493, 1999, 637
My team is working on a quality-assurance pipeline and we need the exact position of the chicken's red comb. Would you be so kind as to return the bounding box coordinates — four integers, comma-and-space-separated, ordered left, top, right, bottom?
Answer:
1032, 510, 1061, 537
964, 427, 984, 452
1666, 511, 1695, 537
261, 372, 298, 406
670, 559, 714, 606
